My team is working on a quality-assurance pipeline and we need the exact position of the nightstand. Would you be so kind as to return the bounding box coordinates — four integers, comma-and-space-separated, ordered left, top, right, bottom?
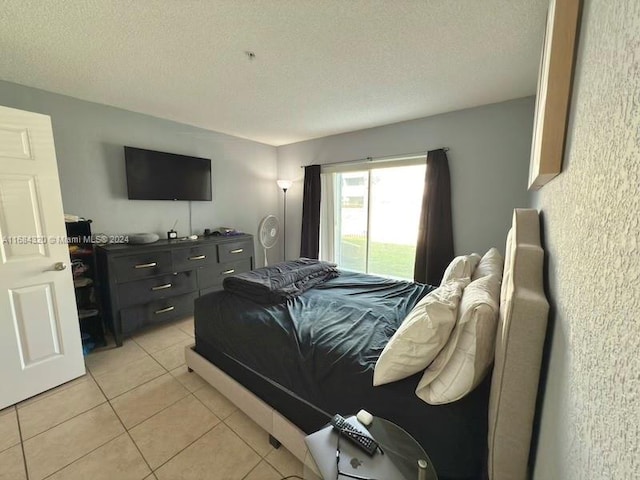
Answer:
305, 414, 438, 480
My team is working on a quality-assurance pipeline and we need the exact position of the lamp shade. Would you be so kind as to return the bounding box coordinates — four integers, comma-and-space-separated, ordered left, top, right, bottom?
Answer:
277, 179, 292, 191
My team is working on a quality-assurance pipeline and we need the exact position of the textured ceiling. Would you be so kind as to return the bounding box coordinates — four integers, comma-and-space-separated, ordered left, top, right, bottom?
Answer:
0, 0, 547, 146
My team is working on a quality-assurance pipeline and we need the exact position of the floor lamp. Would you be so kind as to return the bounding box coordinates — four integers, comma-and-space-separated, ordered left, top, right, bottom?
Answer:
277, 180, 292, 261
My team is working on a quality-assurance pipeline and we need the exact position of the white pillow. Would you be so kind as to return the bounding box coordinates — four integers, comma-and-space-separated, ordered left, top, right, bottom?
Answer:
472, 248, 504, 281
415, 273, 501, 404
441, 254, 481, 285
373, 278, 469, 387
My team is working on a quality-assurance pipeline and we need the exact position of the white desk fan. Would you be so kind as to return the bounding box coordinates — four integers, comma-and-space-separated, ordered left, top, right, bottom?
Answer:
258, 215, 280, 266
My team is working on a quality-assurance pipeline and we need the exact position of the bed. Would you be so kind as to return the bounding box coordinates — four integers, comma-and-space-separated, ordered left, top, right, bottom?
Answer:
185, 208, 549, 480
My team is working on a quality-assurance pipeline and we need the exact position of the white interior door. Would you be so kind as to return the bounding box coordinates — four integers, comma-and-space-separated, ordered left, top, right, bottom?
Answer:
0, 105, 84, 409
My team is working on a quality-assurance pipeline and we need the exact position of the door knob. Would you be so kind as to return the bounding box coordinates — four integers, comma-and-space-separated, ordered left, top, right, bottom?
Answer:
53, 262, 67, 271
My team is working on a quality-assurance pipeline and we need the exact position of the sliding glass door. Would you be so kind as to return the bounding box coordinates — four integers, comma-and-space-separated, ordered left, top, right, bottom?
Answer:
330, 162, 426, 280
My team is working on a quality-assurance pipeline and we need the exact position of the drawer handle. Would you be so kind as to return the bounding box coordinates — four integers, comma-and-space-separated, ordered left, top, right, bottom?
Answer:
134, 262, 157, 269
154, 306, 175, 314
151, 283, 172, 291
222, 269, 235, 275
189, 255, 206, 260
229, 248, 243, 254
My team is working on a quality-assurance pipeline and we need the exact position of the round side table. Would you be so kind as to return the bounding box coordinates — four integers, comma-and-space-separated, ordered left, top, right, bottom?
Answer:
304, 414, 438, 480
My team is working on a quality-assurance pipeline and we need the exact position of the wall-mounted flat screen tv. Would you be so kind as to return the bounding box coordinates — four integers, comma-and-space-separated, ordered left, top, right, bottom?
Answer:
125, 146, 212, 201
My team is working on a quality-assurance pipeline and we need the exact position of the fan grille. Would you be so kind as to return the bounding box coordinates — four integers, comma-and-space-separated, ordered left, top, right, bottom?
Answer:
259, 215, 279, 249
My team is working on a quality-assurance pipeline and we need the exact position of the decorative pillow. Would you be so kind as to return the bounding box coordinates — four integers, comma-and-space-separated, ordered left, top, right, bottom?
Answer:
472, 248, 504, 281
440, 253, 481, 285
415, 273, 501, 404
373, 278, 469, 387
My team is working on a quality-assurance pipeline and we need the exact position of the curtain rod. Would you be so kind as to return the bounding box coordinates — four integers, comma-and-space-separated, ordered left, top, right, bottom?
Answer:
300, 147, 449, 169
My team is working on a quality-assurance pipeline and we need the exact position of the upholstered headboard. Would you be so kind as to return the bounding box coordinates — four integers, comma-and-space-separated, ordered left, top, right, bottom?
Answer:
488, 209, 549, 480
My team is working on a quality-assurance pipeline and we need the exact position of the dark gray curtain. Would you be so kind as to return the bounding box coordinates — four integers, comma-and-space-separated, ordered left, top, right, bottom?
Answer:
300, 165, 321, 259
414, 149, 454, 285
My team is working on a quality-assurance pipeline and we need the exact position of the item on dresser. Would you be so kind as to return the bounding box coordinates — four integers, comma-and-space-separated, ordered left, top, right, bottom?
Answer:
96, 234, 254, 346
128, 232, 160, 244
64, 213, 83, 222
168, 219, 179, 240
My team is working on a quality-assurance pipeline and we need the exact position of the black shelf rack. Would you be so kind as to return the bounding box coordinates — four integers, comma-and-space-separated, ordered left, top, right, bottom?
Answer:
65, 220, 106, 349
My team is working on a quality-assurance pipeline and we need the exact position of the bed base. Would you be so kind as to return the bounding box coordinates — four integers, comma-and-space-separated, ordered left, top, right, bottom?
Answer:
185, 345, 320, 477
187, 208, 549, 480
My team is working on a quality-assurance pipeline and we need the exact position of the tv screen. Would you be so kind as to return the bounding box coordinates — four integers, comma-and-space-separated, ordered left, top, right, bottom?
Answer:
124, 146, 212, 201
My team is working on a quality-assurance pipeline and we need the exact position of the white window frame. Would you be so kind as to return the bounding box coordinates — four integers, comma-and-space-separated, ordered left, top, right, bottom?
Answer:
319, 155, 426, 276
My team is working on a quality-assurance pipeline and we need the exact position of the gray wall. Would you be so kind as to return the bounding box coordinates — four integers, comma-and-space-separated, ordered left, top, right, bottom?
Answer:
0, 80, 279, 266
277, 97, 535, 260
532, 0, 640, 478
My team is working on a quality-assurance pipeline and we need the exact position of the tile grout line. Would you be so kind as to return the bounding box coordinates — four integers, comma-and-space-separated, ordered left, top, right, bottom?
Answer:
220, 412, 276, 461
92, 353, 169, 403
130, 327, 192, 357
90, 331, 189, 378
171, 359, 284, 469
117, 387, 192, 431
16, 376, 92, 411
36, 370, 140, 480
12, 320, 195, 480
19, 398, 109, 445
146, 421, 221, 475
40, 431, 130, 480
101, 368, 166, 402
104, 322, 282, 470
16, 377, 109, 443
240, 460, 262, 480
120, 374, 259, 475
14, 405, 30, 480
87, 364, 227, 477
148, 340, 197, 372
263, 454, 287, 478
87, 369, 156, 478
20, 362, 149, 479
92, 335, 195, 402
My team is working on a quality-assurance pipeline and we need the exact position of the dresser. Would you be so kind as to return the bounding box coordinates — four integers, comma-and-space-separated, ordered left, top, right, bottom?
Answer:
96, 234, 254, 346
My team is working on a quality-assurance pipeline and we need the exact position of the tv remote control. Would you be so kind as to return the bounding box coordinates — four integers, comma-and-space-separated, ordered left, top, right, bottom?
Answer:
330, 414, 378, 456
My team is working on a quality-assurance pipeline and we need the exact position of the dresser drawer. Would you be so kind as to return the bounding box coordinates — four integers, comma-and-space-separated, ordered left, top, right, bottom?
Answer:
117, 271, 197, 308
120, 292, 197, 334
197, 258, 252, 289
112, 251, 173, 283
172, 244, 218, 271
217, 239, 253, 263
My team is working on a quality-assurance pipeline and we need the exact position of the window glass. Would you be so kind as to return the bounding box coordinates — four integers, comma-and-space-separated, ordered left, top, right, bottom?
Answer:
333, 163, 425, 280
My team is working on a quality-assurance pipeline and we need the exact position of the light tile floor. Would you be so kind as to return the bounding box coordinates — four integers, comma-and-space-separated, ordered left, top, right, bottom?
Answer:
0, 317, 304, 480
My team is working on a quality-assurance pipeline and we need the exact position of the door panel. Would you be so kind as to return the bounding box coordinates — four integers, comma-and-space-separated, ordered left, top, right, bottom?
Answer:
0, 124, 33, 160
0, 175, 47, 262
0, 105, 84, 409
9, 283, 62, 367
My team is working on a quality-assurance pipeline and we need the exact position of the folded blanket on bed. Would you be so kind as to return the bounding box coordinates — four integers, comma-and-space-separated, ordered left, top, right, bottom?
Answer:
223, 258, 339, 304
